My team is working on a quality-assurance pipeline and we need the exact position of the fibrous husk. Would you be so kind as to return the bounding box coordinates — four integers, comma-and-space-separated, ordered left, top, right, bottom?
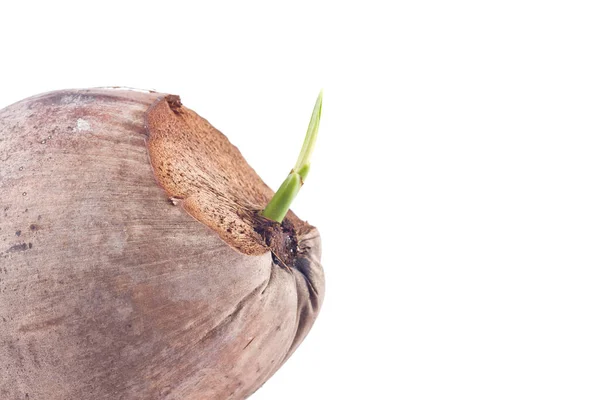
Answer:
0, 89, 324, 400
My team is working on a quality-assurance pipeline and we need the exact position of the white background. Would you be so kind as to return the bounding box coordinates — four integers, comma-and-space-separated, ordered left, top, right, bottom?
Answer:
1, 1, 600, 399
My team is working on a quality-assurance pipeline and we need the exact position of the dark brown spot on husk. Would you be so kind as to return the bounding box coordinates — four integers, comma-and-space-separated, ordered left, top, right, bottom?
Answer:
7, 243, 28, 253
254, 214, 300, 269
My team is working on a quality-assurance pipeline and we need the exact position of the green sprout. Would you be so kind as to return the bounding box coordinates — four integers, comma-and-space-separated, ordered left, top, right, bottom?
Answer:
261, 90, 323, 223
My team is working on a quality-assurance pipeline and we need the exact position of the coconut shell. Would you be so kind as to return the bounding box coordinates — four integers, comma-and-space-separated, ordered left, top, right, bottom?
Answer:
0, 89, 324, 399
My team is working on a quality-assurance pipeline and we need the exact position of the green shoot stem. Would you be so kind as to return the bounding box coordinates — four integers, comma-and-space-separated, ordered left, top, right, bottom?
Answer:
261, 90, 323, 223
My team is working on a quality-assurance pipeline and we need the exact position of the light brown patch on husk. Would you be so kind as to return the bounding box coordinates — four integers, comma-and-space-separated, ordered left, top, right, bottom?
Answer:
146, 95, 309, 256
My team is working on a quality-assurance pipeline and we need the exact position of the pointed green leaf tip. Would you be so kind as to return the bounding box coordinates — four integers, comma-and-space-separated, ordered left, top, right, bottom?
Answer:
261, 90, 323, 223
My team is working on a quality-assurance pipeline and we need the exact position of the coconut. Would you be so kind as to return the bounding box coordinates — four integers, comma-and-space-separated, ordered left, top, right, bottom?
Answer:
0, 89, 324, 399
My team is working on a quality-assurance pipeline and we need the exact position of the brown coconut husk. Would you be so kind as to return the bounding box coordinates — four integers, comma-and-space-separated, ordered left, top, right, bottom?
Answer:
0, 88, 324, 400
